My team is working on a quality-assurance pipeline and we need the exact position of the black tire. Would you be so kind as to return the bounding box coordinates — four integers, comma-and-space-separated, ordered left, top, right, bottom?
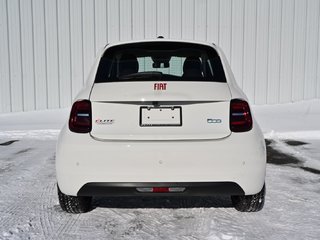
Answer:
231, 184, 265, 212
57, 185, 92, 213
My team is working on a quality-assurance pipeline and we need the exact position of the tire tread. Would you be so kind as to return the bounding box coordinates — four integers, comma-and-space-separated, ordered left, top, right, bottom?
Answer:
57, 185, 92, 213
231, 184, 265, 212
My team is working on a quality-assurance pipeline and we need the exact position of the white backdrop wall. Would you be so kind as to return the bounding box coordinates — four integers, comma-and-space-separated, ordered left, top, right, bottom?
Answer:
1, 0, 320, 113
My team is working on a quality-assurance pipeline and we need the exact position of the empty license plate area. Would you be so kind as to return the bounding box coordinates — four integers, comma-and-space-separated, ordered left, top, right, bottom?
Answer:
140, 106, 182, 127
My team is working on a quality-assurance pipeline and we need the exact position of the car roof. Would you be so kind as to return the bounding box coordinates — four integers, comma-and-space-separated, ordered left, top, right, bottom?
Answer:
104, 38, 216, 50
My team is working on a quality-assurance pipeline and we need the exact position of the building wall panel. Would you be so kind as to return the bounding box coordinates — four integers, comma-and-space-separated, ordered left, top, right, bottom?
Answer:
7, 0, 23, 112
20, 0, 35, 111
0, 0, 11, 112
57, 0, 72, 107
292, 0, 307, 102
1, 0, 320, 113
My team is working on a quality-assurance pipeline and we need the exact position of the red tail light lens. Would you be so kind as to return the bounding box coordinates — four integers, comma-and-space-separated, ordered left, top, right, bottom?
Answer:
230, 99, 252, 132
152, 187, 169, 193
69, 100, 92, 133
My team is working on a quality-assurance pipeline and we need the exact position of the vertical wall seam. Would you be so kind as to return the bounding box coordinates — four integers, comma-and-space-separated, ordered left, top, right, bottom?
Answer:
156, 0, 158, 36
43, 0, 48, 108
205, 0, 208, 41
93, 0, 96, 56
240, 0, 245, 89
302, 0, 308, 99
106, 0, 108, 42
180, 0, 183, 38
229, 0, 233, 66
278, 0, 283, 103
193, 0, 195, 39
131, 0, 133, 40
266, 0, 271, 104
120, 0, 123, 39
143, 0, 145, 38
68, 0, 73, 101
288, 0, 294, 102
290, 0, 296, 102
56, 0, 61, 108
168, 0, 170, 38
5, 0, 12, 112
118, 0, 121, 40
80, 0, 84, 84
31, 0, 36, 109
217, 0, 220, 45
317, 0, 320, 97
18, 0, 24, 111
314, 0, 320, 97
253, 0, 258, 103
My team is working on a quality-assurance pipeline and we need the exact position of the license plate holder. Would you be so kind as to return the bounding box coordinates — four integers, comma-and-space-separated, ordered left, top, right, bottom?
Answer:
140, 106, 182, 127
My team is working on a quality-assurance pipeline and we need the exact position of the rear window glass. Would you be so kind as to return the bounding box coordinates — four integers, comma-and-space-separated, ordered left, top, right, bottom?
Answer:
94, 42, 226, 83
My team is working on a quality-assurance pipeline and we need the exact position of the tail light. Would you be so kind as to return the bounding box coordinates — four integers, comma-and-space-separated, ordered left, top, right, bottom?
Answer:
69, 100, 92, 133
230, 99, 252, 132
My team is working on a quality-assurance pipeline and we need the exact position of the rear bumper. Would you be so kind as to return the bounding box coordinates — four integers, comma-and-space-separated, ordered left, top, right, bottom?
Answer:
77, 182, 245, 197
56, 123, 266, 196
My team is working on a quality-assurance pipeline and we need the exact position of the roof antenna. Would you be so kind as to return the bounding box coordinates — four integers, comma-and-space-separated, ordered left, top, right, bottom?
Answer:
157, 36, 164, 39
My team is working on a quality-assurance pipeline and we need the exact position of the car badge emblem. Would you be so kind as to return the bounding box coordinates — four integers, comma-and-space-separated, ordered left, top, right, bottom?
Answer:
207, 118, 222, 124
95, 119, 115, 124
154, 83, 167, 90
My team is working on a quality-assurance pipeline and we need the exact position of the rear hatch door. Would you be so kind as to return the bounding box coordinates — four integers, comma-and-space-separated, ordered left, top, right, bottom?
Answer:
90, 81, 231, 140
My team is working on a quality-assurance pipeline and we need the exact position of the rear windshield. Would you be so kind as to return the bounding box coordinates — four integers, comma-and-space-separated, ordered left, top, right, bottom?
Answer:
94, 42, 226, 83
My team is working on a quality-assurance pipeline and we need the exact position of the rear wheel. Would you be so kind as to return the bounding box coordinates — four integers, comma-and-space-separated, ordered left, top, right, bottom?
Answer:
57, 185, 92, 213
231, 184, 265, 212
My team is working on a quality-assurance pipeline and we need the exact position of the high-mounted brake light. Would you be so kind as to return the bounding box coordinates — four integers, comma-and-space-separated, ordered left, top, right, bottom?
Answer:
69, 100, 92, 133
230, 99, 252, 132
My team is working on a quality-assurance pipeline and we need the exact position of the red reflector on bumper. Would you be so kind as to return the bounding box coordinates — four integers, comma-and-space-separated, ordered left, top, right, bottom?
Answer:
152, 187, 169, 193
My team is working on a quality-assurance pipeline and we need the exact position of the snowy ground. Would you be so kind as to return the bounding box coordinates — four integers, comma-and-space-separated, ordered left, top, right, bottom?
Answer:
0, 100, 320, 240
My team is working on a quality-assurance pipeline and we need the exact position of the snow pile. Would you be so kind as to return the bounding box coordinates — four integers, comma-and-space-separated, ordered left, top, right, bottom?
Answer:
252, 99, 320, 133
252, 99, 320, 172
264, 130, 320, 140
267, 137, 320, 172
0, 108, 68, 140
0, 129, 60, 140
0, 108, 68, 131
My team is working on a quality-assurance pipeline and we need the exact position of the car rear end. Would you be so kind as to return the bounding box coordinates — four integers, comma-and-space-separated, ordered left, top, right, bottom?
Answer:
56, 40, 266, 211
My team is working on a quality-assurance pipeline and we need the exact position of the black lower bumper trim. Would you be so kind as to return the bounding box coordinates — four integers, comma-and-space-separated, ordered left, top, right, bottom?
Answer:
77, 182, 244, 197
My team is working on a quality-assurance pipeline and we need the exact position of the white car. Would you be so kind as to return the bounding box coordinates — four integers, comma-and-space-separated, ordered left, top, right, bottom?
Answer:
56, 39, 266, 213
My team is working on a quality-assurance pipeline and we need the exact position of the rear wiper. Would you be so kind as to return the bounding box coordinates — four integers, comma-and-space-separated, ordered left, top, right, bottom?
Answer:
119, 71, 163, 81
